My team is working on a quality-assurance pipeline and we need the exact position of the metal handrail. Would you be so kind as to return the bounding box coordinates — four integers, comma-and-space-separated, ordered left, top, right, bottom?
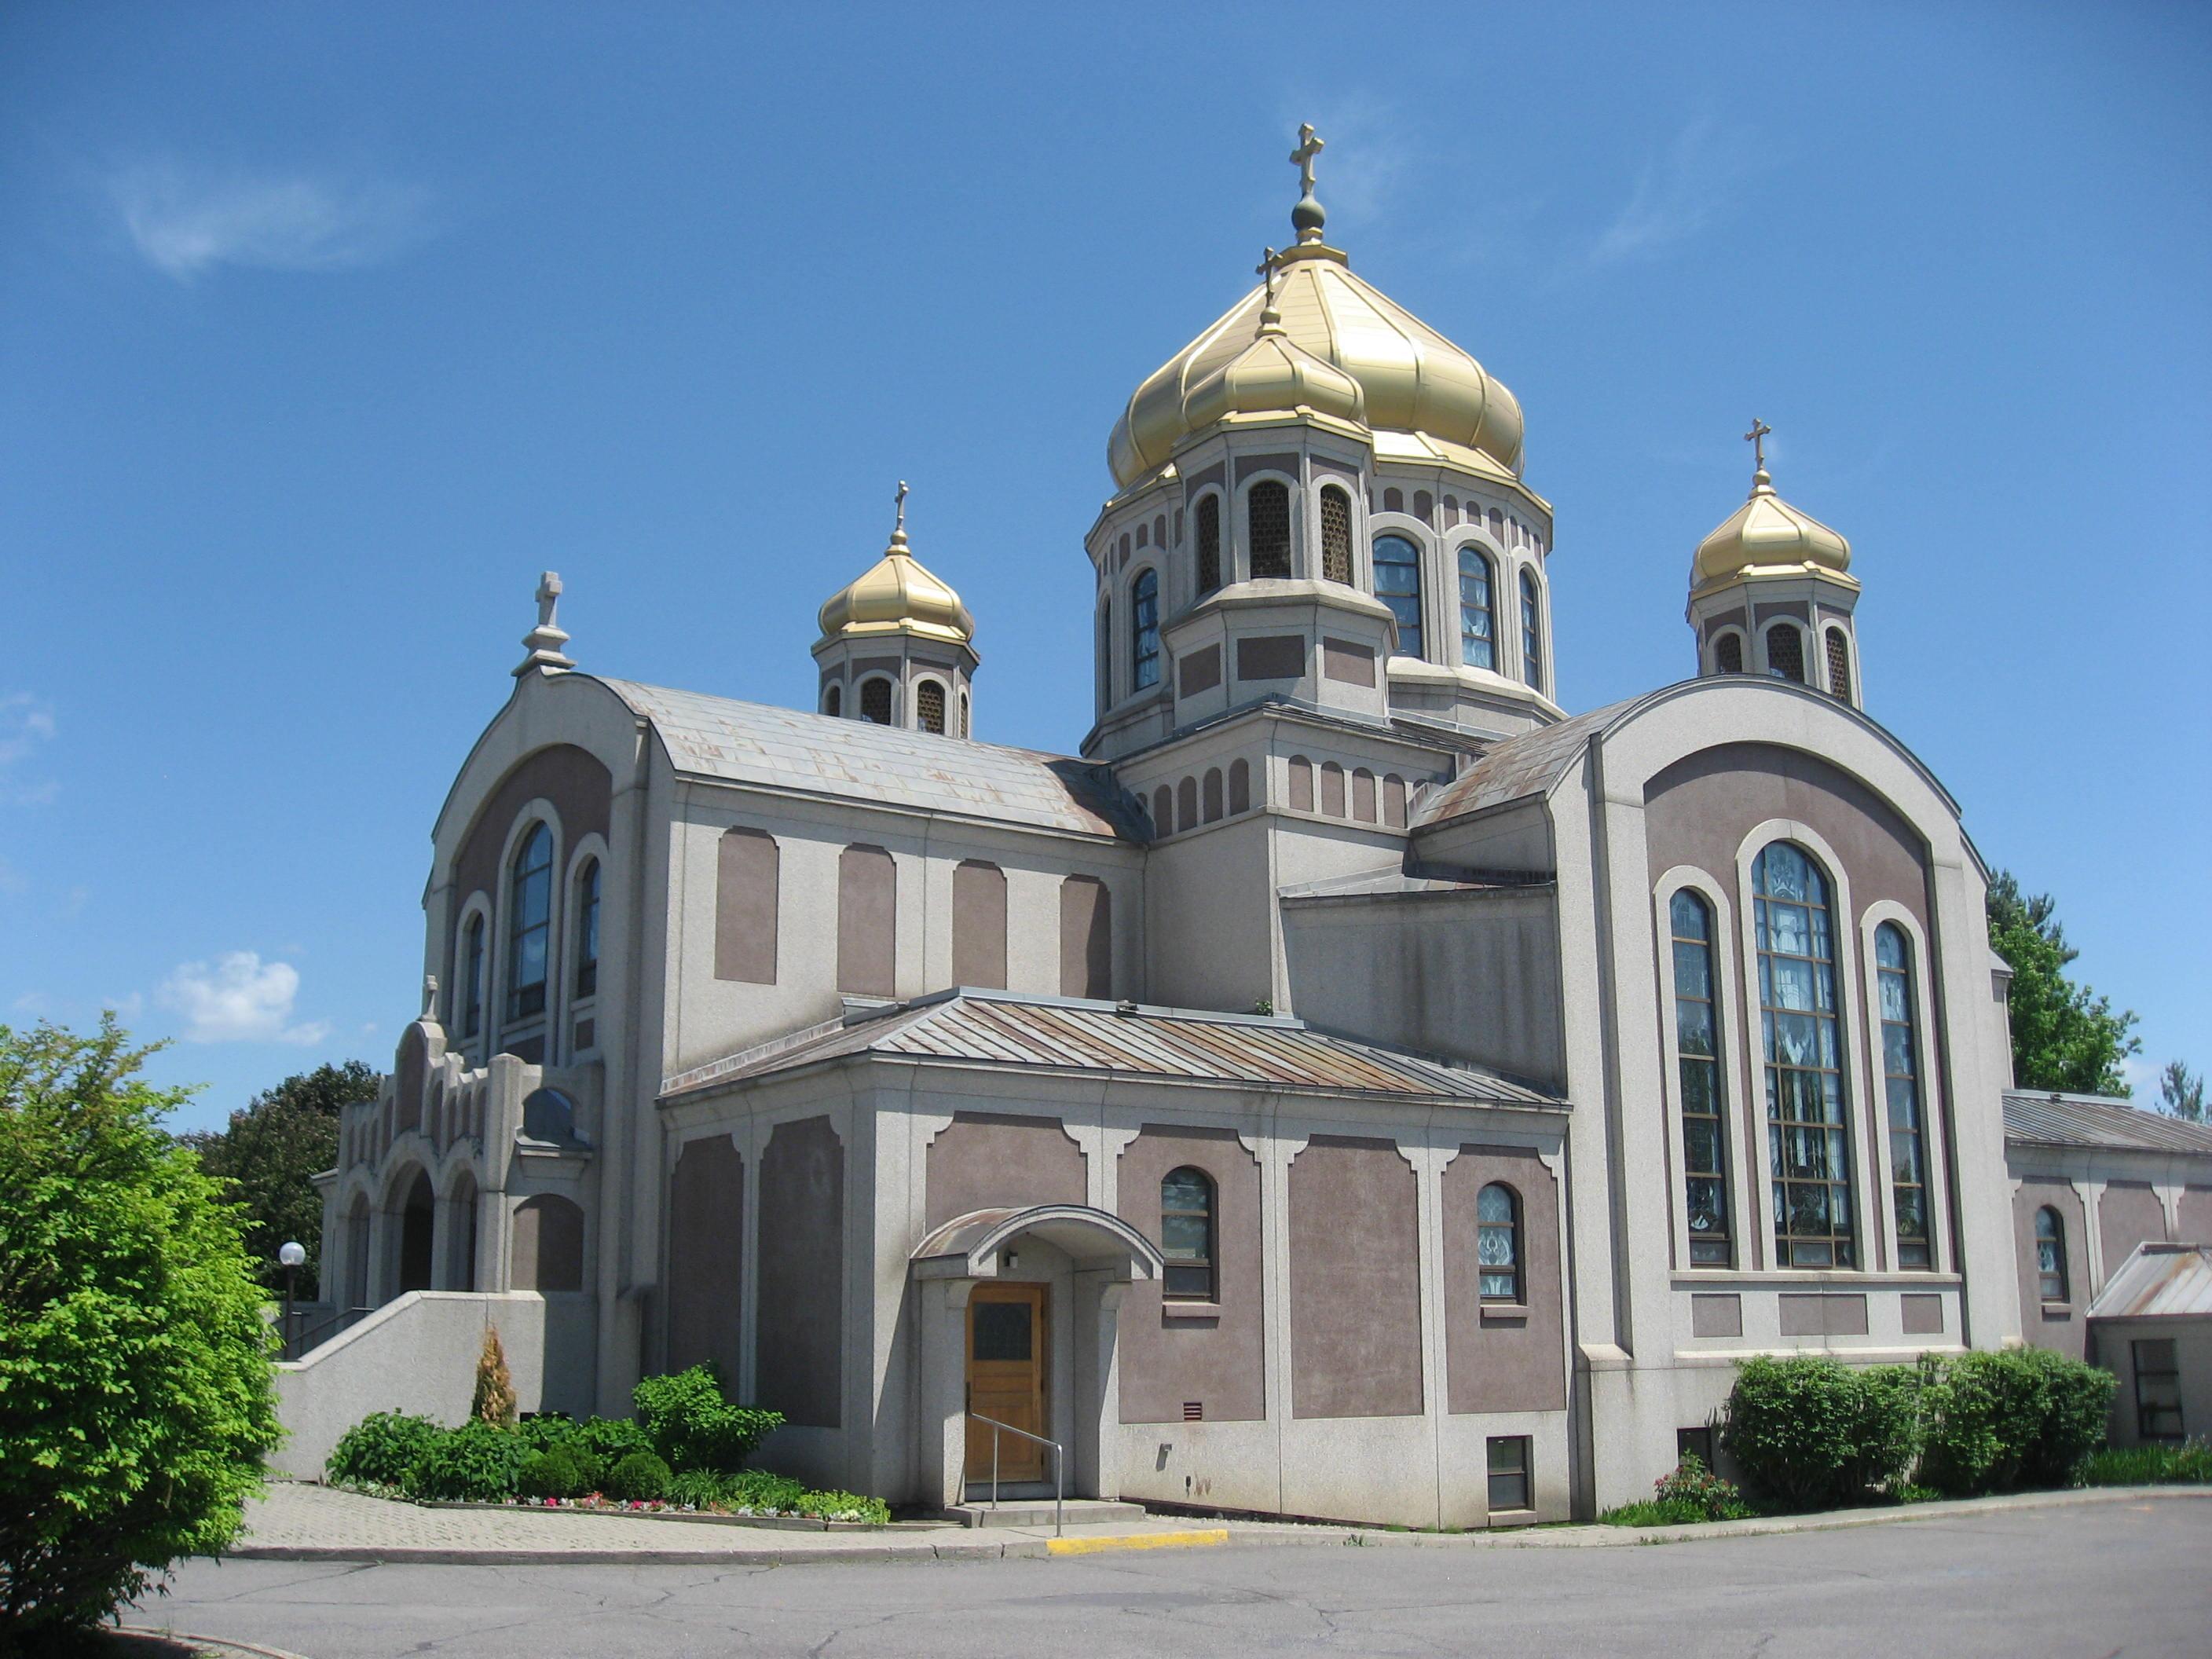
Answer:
282, 1304, 374, 1361
968, 1411, 1064, 1537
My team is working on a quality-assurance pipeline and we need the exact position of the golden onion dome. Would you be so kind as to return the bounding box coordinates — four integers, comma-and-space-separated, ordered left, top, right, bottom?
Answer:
1181, 299, 1367, 433
1108, 244, 1525, 489
817, 489, 976, 647
1693, 464, 1855, 594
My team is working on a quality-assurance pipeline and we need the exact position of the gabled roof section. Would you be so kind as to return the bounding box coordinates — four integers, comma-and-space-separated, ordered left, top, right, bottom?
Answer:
662, 988, 1565, 1110
2003, 1090, 2212, 1158
1412, 698, 1635, 828
597, 679, 1141, 840
2088, 1244, 2212, 1319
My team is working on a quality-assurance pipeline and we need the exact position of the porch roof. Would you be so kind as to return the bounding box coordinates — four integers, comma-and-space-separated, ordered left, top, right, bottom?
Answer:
661, 988, 1564, 1110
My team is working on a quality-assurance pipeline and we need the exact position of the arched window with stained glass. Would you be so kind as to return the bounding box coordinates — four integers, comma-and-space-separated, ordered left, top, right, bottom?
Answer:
1160, 1166, 1216, 1302
1373, 534, 1424, 659
1876, 922, 1932, 1268
1670, 888, 1730, 1265
1458, 545, 1496, 670
1130, 569, 1161, 690
1755, 842, 1855, 1268
1477, 1182, 1522, 1303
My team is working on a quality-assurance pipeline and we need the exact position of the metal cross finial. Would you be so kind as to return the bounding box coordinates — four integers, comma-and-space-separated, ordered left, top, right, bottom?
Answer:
1291, 123, 1324, 194
895, 480, 908, 535
1256, 246, 1279, 308
422, 975, 439, 1020
535, 571, 562, 631
1744, 419, 1772, 474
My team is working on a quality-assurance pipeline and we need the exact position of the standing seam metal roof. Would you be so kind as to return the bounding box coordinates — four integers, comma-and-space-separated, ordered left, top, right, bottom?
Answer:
596, 678, 1142, 840
2086, 1245, 2212, 1319
2002, 1091, 2212, 1157
661, 990, 1563, 1108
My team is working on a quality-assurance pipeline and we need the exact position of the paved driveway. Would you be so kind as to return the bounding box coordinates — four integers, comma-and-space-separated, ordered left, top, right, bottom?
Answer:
137, 1498, 2209, 1658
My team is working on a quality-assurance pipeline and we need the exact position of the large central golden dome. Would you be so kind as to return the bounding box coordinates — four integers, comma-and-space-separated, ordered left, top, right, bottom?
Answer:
1108, 244, 1525, 489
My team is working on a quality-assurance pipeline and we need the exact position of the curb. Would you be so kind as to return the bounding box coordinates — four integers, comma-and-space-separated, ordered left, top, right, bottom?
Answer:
1046, 1528, 1229, 1556
119, 1630, 317, 1659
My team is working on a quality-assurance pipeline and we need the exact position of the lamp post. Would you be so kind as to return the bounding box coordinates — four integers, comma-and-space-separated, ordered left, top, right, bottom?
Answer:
278, 1240, 306, 1359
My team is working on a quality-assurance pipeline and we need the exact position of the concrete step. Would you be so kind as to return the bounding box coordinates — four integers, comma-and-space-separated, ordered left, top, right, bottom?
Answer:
947, 1497, 1147, 1529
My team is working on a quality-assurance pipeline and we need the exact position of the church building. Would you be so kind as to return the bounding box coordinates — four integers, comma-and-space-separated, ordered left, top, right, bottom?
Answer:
307, 129, 2045, 1525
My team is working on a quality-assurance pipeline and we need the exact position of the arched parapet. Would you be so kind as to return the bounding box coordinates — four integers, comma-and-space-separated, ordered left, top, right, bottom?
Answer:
910, 1203, 1166, 1284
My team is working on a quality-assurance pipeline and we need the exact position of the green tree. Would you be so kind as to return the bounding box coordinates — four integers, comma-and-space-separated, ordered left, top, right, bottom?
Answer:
0, 1018, 283, 1641
178, 1060, 376, 1301
2160, 1061, 2206, 1124
1986, 870, 2139, 1096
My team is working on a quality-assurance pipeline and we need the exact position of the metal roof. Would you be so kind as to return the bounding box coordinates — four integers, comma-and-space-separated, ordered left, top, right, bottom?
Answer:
597, 679, 1143, 840
2088, 1244, 2212, 1320
1412, 699, 1635, 829
663, 989, 1565, 1110
2002, 1090, 2212, 1158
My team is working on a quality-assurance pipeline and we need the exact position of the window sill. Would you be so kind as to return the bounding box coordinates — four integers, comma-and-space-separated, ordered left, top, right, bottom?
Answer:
1479, 1304, 1530, 1324
2039, 1302, 2074, 1318
1485, 1507, 1539, 1529
1161, 1302, 1222, 1322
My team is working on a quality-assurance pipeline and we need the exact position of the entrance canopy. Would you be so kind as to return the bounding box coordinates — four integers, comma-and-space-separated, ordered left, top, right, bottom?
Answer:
910, 1204, 1166, 1282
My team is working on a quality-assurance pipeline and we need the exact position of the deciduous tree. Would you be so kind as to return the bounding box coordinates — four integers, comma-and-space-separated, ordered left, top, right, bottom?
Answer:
1986, 871, 2139, 1096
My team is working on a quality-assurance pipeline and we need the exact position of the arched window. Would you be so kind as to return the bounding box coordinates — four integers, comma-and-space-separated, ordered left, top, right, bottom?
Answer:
573, 859, 600, 999
507, 824, 552, 1022
1825, 627, 1853, 705
1160, 1166, 1216, 1301
2035, 1206, 2067, 1302
1519, 570, 1544, 689
1152, 784, 1173, 836
1671, 889, 1730, 1265
1228, 758, 1251, 815
1373, 534, 1424, 658
511, 1193, 584, 1293
1131, 569, 1161, 689
1382, 485, 1404, 515
1351, 767, 1376, 822
1287, 755, 1314, 812
859, 677, 893, 725
1177, 775, 1197, 829
1766, 623, 1805, 684
1877, 922, 1932, 1268
916, 679, 947, 734
522, 1087, 576, 1141
460, 914, 485, 1038
1195, 494, 1222, 595
1319, 485, 1353, 584
823, 684, 842, 717
1202, 767, 1224, 822
1478, 1182, 1522, 1303
1247, 480, 1291, 578
1458, 546, 1496, 669
959, 690, 970, 738
1413, 489, 1434, 522
1715, 632, 1745, 675
1319, 760, 1346, 817
1756, 842, 1855, 1267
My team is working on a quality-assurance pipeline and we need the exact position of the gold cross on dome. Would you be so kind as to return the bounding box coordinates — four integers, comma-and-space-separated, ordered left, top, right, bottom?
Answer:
1290, 124, 1324, 195
1256, 246, 1279, 306
1744, 418, 1772, 473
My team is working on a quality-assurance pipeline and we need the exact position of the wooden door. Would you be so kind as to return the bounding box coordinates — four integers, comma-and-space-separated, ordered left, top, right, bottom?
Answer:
965, 1283, 1047, 1484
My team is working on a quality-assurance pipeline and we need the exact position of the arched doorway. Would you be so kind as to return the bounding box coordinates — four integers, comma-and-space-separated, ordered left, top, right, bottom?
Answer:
397, 1170, 436, 1294
444, 1170, 480, 1291
343, 1193, 371, 1310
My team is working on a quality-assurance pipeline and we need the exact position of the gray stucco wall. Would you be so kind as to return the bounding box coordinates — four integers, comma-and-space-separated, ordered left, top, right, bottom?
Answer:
925, 1111, 1086, 1229
1442, 1144, 1565, 1413
756, 1116, 844, 1427
665, 1133, 742, 1382
1288, 1136, 1423, 1419
2014, 1180, 2092, 1360
2100, 1181, 2169, 1271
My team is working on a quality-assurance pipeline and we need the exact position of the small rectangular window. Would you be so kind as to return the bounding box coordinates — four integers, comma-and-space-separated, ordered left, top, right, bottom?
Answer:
2134, 1339, 2185, 1441
1675, 1426, 1715, 1470
1486, 1436, 1532, 1512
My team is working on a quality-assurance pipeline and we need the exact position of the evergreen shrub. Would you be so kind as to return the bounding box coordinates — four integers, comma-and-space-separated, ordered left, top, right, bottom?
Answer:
632, 1364, 782, 1472
1720, 1356, 1917, 1508
516, 1443, 602, 1500
603, 1450, 675, 1502
326, 1412, 445, 1490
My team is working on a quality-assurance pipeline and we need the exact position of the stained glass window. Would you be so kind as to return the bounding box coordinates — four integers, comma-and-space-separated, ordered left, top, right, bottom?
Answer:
507, 823, 552, 1022
574, 859, 600, 1000
1672, 890, 1731, 1265
1373, 534, 1424, 658
1520, 570, 1544, 688
1160, 1166, 1215, 1301
2036, 1207, 2067, 1302
1459, 546, 1495, 670
461, 914, 485, 1038
1756, 842, 1855, 1267
1877, 923, 1931, 1268
1478, 1182, 1521, 1302
1131, 569, 1160, 689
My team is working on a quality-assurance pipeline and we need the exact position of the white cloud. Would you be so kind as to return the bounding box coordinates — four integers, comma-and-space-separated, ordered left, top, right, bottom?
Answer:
1592, 116, 1765, 266
108, 163, 431, 281
0, 694, 57, 806
2122, 1055, 2163, 1101
157, 951, 330, 1045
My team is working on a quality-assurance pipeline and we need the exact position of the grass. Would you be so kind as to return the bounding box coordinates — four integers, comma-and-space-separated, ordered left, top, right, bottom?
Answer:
2078, 1441, 2212, 1486
1597, 1496, 1758, 1527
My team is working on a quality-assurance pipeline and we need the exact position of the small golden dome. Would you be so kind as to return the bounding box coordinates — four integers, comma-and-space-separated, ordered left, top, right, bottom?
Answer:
1181, 302, 1367, 433
817, 488, 976, 647
1693, 467, 1855, 594
1108, 247, 1524, 488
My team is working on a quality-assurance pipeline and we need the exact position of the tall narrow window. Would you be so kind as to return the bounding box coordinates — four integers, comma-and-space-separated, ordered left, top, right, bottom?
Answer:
916, 679, 947, 734
2135, 1339, 2184, 1441
1486, 1436, 1532, 1512
1195, 494, 1221, 595
1097, 597, 1112, 708
1131, 569, 1161, 688
1458, 546, 1496, 669
859, 677, 893, 725
460, 914, 485, 1038
1160, 1166, 1216, 1301
1319, 485, 1353, 584
1477, 1182, 1522, 1302
1766, 623, 1805, 684
1519, 570, 1544, 689
823, 684, 842, 717
506, 824, 552, 1022
1825, 627, 1853, 705
1715, 632, 1745, 674
1756, 842, 1855, 1268
1247, 480, 1291, 577
959, 690, 970, 737
1373, 534, 1424, 658
573, 859, 600, 1000
1876, 923, 1931, 1268
1671, 890, 1730, 1265
2034, 1206, 2067, 1302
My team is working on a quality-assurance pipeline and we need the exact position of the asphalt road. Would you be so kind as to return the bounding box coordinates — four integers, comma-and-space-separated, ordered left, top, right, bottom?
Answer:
134, 1500, 2210, 1658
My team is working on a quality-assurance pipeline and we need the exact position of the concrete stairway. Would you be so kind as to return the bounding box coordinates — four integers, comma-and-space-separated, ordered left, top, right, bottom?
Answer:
947, 1497, 1148, 1529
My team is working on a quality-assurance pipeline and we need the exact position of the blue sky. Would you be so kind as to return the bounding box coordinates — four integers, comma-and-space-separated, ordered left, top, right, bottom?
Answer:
2, 2, 2205, 1134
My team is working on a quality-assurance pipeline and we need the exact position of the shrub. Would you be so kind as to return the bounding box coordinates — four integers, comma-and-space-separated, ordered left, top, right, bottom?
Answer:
0, 1019, 284, 1639
1651, 1456, 1752, 1521
603, 1450, 675, 1502
567, 1414, 656, 1468
328, 1412, 447, 1490
1720, 1357, 1918, 1510
632, 1365, 783, 1473
471, 1328, 517, 1429
1917, 1349, 2114, 1496
793, 1488, 891, 1525
402, 1420, 529, 1503
515, 1413, 577, 1456
2079, 1441, 2212, 1486
726, 1469, 806, 1511
516, 1443, 602, 1500
664, 1468, 732, 1508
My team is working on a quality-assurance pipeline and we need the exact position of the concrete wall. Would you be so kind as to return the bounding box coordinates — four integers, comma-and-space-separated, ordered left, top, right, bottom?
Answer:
2091, 1315, 2212, 1448
273, 1291, 595, 1478
2014, 1179, 2093, 1360
756, 1116, 844, 1427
